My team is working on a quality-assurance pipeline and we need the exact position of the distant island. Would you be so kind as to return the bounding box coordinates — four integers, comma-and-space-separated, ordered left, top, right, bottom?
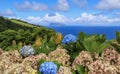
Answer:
49, 22, 66, 26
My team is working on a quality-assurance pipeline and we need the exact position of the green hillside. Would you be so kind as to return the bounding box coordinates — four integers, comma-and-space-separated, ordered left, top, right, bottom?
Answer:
9, 19, 35, 28
0, 16, 57, 50
0, 16, 46, 32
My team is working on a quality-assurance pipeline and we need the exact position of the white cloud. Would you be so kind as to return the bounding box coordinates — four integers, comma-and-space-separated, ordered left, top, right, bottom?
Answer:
96, 0, 120, 10
0, 9, 15, 16
15, 0, 69, 12
24, 12, 120, 26
15, 1, 48, 11
54, 0, 69, 11
25, 16, 42, 24
25, 13, 73, 25
43, 13, 70, 24
73, 0, 88, 7
75, 13, 120, 25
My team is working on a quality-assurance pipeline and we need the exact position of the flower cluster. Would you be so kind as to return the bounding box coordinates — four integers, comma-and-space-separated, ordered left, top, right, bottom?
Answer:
72, 51, 93, 70
102, 48, 120, 65
72, 49, 120, 74
5, 63, 37, 74
39, 62, 57, 74
9, 50, 23, 63
0, 50, 22, 63
117, 55, 120, 65
116, 65, 120, 73
23, 53, 49, 69
48, 48, 70, 66
62, 34, 77, 44
0, 50, 37, 74
57, 66, 72, 74
101, 48, 120, 73
20, 46, 34, 57
88, 60, 117, 74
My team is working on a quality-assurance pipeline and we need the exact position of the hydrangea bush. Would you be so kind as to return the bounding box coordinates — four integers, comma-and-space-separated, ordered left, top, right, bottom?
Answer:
0, 50, 37, 74
20, 46, 34, 57
62, 34, 77, 44
39, 62, 57, 74
48, 48, 70, 66
72, 51, 93, 70
23, 53, 49, 69
88, 60, 118, 74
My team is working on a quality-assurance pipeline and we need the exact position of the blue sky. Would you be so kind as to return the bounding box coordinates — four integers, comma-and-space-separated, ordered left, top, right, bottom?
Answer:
0, 0, 120, 26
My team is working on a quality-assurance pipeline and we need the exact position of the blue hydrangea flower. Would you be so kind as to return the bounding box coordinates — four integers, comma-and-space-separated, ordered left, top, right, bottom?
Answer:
62, 34, 77, 44
39, 62, 57, 74
20, 46, 34, 57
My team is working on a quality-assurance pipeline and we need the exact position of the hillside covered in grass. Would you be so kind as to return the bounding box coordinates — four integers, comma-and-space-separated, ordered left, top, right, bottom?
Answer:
0, 16, 44, 32
0, 16, 60, 50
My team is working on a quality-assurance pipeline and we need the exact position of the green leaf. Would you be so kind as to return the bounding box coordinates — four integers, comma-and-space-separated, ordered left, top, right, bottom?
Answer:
98, 34, 106, 43
82, 39, 108, 54
76, 42, 84, 51
99, 43, 109, 53
88, 34, 98, 41
38, 59, 46, 67
84, 67, 88, 74
110, 42, 120, 53
52, 60, 63, 70
116, 31, 120, 44
78, 32, 89, 41
76, 65, 84, 74
38, 59, 46, 74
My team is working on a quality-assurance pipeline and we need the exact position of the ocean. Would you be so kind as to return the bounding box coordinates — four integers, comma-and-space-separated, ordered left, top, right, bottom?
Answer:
46, 26, 120, 40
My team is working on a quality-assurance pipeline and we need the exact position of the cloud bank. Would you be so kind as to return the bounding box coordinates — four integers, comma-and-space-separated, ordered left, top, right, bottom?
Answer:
15, 0, 69, 12
73, 0, 88, 7
15, 1, 48, 11
54, 0, 69, 11
23, 12, 120, 26
96, 0, 120, 10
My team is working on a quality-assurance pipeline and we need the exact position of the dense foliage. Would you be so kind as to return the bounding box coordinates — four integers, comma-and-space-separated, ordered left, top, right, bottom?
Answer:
0, 17, 59, 51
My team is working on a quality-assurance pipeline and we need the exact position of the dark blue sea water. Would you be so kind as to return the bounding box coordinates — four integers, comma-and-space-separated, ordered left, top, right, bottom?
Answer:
46, 26, 120, 40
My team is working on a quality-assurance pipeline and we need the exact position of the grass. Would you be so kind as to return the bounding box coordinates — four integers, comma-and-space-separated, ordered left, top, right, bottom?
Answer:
9, 19, 35, 28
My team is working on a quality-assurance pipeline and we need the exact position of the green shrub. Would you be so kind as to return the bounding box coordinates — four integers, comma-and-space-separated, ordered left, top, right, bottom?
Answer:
110, 31, 120, 53
62, 32, 109, 62
0, 25, 56, 51
116, 31, 120, 44
34, 35, 58, 55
